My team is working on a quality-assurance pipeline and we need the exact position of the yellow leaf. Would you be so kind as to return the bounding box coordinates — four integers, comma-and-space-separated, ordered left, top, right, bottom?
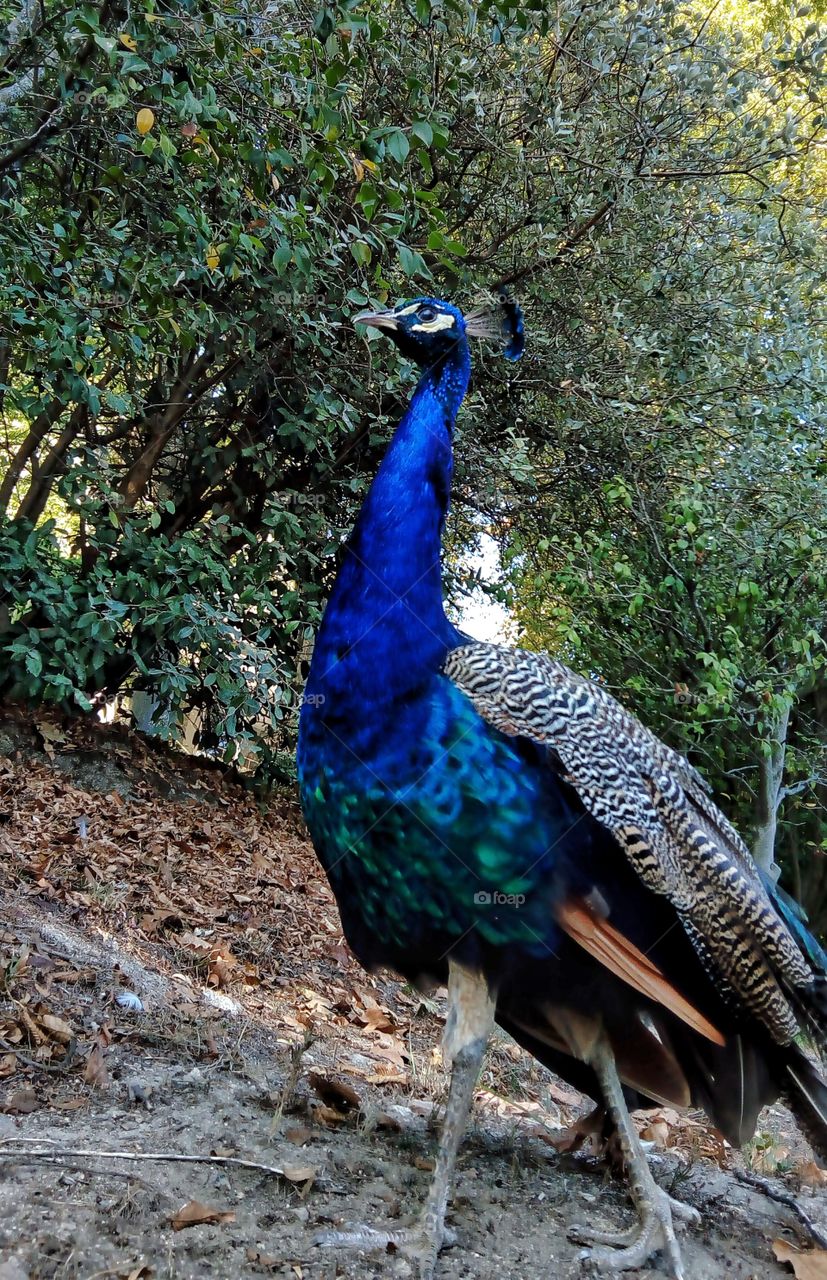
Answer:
362, 157, 378, 173
205, 246, 220, 269
119, 33, 137, 50
136, 108, 155, 136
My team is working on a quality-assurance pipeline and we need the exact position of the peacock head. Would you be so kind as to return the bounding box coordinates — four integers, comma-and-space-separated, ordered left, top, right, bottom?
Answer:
354, 295, 524, 367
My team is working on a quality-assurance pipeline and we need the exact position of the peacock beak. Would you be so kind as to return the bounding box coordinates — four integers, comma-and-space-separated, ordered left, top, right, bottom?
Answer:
354, 308, 399, 333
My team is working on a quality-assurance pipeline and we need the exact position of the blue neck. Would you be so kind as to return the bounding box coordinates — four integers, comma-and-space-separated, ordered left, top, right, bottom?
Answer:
308, 344, 471, 707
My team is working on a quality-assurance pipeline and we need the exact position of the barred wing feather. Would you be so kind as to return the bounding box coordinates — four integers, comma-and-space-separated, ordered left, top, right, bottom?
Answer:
443, 641, 813, 1045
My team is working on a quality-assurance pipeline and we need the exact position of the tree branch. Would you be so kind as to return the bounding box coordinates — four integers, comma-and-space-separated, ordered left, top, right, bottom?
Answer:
491, 199, 614, 292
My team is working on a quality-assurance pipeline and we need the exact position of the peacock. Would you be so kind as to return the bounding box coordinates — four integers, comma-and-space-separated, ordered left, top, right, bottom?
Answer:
296, 294, 827, 1279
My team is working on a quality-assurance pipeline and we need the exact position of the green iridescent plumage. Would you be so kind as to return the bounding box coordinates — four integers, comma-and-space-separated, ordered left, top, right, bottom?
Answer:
301, 673, 570, 958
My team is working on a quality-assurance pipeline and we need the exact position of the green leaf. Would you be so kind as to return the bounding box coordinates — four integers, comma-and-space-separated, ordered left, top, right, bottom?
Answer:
356, 182, 380, 219
397, 243, 429, 278
385, 129, 410, 163
350, 240, 372, 267
411, 120, 433, 146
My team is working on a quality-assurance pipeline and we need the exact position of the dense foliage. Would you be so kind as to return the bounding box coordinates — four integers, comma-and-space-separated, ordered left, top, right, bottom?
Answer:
1, 0, 825, 907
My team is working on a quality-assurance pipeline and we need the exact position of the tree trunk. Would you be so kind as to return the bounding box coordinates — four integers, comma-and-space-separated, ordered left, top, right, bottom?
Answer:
0, 397, 66, 511
15, 404, 87, 522
117, 350, 217, 510
753, 701, 791, 875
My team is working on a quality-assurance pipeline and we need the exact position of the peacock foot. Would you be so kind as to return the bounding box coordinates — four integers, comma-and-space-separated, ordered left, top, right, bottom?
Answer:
314, 1218, 457, 1279
569, 1183, 700, 1279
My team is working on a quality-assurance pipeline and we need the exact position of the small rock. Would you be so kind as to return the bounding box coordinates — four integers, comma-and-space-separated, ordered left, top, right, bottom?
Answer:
0, 1259, 30, 1280
126, 1079, 152, 1109
384, 1104, 416, 1128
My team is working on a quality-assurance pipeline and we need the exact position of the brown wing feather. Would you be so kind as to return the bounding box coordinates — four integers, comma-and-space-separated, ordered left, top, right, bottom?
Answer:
557, 898, 725, 1047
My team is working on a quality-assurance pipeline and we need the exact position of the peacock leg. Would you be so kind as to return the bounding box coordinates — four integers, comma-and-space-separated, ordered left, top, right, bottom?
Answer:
314, 962, 494, 1278
568, 1031, 699, 1279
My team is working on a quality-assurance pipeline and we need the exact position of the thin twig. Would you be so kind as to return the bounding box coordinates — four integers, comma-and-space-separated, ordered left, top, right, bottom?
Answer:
0, 1140, 297, 1183
733, 1168, 827, 1249
3, 1156, 168, 1194
270, 1026, 313, 1134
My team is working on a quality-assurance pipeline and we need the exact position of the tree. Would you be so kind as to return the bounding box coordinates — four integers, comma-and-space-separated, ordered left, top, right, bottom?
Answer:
1, 0, 825, 891
477, 2, 827, 895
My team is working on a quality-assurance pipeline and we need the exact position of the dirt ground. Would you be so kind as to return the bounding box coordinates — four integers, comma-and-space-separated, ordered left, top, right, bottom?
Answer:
1, 706, 826, 1280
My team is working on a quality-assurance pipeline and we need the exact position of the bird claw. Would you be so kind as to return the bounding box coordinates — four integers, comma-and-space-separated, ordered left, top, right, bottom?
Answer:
569, 1184, 699, 1278
314, 1220, 456, 1279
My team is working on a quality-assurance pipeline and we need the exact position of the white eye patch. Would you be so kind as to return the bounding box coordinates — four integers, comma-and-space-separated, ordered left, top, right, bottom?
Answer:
395, 303, 420, 317
410, 313, 456, 333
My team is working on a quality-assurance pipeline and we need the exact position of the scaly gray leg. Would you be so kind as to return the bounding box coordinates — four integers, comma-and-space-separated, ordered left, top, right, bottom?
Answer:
569, 1031, 700, 1279
315, 962, 494, 1279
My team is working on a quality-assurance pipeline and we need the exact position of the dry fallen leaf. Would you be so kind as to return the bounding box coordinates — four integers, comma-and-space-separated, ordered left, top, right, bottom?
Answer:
280, 1163, 318, 1184
83, 1043, 108, 1089
797, 1160, 827, 1188
171, 1199, 236, 1231
2, 1086, 38, 1114
285, 1126, 313, 1146
355, 992, 396, 1033
39, 1013, 73, 1044
773, 1240, 827, 1280
35, 721, 66, 757
308, 1072, 361, 1113
641, 1117, 670, 1148
365, 1069, 407, 1085
311, 1102, 347, 1128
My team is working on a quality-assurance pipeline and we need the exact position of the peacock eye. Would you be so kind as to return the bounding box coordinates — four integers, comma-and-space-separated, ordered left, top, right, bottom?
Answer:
418, 305, 437, 323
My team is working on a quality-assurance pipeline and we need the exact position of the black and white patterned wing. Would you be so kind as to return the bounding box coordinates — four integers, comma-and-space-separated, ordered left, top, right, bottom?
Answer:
443, 641, 813, 1044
